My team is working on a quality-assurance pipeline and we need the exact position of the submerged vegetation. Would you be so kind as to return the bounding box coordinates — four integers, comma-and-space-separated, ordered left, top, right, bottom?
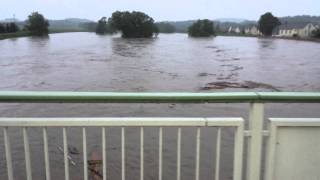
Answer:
188, 19, 215, 37
95, 17, 114, 34
109, 11, 158, 38
155, 22, 176, 33
25, 12, 49, 36
313, 28, 320, 38
258, 12, 281, 36
0, 23, 19, 34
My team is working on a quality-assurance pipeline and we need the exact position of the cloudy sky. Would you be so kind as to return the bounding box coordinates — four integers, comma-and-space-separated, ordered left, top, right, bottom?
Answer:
0, 0, 319, 21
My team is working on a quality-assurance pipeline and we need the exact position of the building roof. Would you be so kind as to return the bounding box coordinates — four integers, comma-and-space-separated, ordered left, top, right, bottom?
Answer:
277, 22, 317, 30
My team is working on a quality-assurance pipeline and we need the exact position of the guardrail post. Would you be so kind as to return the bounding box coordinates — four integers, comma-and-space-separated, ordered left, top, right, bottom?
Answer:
247, 103, 264, 180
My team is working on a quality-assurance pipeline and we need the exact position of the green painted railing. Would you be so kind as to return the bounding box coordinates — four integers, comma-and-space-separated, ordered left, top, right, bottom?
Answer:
0, 91, 319, 103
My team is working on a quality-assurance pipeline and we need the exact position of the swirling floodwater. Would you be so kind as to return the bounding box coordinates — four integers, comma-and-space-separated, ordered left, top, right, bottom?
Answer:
0, 32, 320, 180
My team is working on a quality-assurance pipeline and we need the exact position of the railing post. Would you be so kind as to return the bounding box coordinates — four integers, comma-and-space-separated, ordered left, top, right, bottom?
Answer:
247, 103, 264, 180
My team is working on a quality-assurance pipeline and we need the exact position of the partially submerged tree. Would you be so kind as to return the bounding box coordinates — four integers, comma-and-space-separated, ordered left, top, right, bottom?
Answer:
188, 19, 215, 37
8, 23, 19, 33
25, 12, 49, 36
95, 17, 114, 34
0, 23, 19, 33
80, 22, 98, 32
258, 12, 281, 36
312, 28, 320, 38
96, 17, 107, 34
155, 22, 176, 33
0, 24, 5, 33
109, 11, 158, 38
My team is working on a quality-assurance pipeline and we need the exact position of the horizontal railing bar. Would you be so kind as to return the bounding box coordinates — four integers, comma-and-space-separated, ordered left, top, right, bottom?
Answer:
269, 118, 320, 126
0, 91, 319, 103
0, 118, 243, 127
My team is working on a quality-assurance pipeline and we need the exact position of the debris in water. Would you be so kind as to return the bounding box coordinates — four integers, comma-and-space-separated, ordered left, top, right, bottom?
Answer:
88, 160, 102, 165
201, 82, 248, 90
57, 146, 77, 166
169, 104, 176, 109
200, 81, 281, 91
230, 66, 243, 71
89, 151, 103, 179
68, 146, 80, 155
198, 72, 216, 77
205, 46, 217, 49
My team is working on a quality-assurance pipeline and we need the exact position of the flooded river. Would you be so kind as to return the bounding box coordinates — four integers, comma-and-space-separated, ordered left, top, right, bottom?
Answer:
0, 32, 320, 180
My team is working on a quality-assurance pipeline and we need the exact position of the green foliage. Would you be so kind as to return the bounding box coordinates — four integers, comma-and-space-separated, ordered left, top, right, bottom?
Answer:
312, 28, 320, 38
188, 19, 215, 37
258, 12, 281, 36
95, 17, 114, 34
155, 22, 176, 33
0, 23, 19, 33
0, 24, 5, 33
8, 23, 19, 33
79, 22, 97, 32
25, 12, 49, 36
109, 11, 158, 38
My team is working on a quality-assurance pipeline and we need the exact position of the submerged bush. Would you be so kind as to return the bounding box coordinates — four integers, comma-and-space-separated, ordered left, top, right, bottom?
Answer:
109, 11, 158, 38
25, 12, 49, 36
188, 19, 215, 37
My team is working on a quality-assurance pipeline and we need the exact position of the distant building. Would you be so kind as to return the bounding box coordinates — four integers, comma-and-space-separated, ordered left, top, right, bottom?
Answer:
275, 23, 318, 38
234, 27, 241, 34
228, 26, 241, 34
245, 26, 261, 36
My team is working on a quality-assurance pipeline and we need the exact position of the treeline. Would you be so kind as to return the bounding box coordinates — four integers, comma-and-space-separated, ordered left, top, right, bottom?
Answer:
94, 11, 215, 38
0, 23, 19, 34
72, 11, 320, 39
94, 11, 159, 38
0, 12, 49, 37
2, 11, 319, 39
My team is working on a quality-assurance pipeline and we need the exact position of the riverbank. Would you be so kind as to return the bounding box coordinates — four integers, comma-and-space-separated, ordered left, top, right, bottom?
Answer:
0, 31, 32, 40
0, 29, 93, 40
217, 33, 258, 38
218, 33, 320, 43
270, 36, 320, 43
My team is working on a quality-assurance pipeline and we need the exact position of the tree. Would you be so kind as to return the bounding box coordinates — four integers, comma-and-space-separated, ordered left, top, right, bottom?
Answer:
188, 19, 215, 37
0, 23, 6, 33
95, 17, 114, 34
258, 12, 281, 36
312, 28, 320, 38
79, 22, 97, 32
109, 11, 158, 38
8, 23, 19, 33
155, 22, 176, 33
25, 12, 49, 36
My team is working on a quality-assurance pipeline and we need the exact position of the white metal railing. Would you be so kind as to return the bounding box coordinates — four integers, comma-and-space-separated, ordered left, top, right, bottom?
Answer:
1, 92, 320, 180
1, 117, 244, 180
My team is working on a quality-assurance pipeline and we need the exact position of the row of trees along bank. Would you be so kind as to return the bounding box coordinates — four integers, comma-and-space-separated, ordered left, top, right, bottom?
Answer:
2, 11, 319, 39
0, 23, 19, 33
0, 12, 49, 36
94, 11, 284, 38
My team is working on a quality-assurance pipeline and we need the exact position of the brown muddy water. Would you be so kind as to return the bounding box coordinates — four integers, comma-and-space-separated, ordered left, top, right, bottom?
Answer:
0, 32, 320, 180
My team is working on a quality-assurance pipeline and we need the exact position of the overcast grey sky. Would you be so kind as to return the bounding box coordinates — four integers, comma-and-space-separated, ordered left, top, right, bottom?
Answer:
0, 0, 319, 21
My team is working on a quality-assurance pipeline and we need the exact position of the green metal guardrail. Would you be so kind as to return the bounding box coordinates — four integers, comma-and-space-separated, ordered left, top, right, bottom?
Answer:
0, 91, 319, 103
